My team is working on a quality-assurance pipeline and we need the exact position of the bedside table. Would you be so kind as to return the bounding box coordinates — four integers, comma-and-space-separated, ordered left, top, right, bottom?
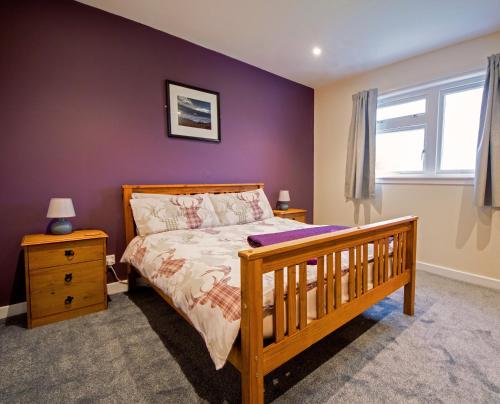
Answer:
273, 208, 307, 223
21, 230, 108, 328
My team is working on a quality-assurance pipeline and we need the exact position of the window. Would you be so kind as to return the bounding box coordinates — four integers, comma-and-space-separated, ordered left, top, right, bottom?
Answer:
439, 86, 483, 171
375, 73, 484, 182
376, 128, 425, 174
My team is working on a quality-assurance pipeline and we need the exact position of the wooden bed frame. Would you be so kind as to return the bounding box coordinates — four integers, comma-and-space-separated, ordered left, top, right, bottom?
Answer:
122, 183, 417, 404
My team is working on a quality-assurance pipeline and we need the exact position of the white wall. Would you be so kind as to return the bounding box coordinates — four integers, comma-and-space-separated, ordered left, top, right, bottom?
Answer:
314, 31, 500, 280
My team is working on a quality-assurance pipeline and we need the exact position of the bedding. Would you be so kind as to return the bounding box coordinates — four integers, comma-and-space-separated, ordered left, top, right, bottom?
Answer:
129, 193, 220, 236
247, 225, 350, 248
248, 225, 350, 264
208, 188, 274, 225
121, 217, 393, 369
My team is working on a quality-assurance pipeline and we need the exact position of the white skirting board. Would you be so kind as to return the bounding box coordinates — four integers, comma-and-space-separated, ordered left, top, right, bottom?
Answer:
0, 301, 27, 319
106, 281, 129, 295
0, 281, 129, 320
2, 265, 499, 320
417, 261, 500, 290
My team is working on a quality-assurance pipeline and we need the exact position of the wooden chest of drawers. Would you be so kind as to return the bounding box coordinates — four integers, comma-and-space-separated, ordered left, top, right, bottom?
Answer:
272, 208, 307, 223
21, 230, 108, 328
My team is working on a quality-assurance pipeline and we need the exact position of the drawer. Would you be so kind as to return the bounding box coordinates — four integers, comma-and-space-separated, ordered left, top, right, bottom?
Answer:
291, 215, 306, 223
28, 239, 104, 270
285, 214, 306, 223
30, 260, 105, 319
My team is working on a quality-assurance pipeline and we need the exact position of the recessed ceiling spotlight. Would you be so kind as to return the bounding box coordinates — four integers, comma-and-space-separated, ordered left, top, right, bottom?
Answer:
312, 47, 322, 56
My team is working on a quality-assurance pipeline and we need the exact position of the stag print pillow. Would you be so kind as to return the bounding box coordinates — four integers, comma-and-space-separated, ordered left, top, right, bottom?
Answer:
209, 189, 274, 225
130, 194, 221, 236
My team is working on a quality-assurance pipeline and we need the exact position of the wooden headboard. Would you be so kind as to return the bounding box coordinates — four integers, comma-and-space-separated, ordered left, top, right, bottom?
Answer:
122, 183, 264, 246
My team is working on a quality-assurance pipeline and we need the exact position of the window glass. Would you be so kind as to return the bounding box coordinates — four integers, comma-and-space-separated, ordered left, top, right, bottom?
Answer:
376, 128, 425, 175
377, 99, 426, 121
440, 87, 483, 171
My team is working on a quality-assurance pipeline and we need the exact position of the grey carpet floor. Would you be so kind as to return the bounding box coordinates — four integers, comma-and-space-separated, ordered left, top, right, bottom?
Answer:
1, 271, 499, 403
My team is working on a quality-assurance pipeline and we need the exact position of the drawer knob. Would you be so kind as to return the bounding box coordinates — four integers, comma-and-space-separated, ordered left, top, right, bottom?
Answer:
64, 250, 75, 259
64, 273, 73, 283
64, 296, 74, 305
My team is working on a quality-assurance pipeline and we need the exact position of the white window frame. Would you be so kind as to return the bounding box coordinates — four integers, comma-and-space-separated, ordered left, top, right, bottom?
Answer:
376, 71, 485, 185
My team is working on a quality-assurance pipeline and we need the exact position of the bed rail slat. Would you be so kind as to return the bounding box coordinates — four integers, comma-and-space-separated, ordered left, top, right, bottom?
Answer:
334, 252, 342, 309
326, 253, 334, 313
287, 266, 297, 336
299, 263, 307, 330
373, 239, 379, 287
355, 246, 362, 298
402, 232, 407, 273
400, 233, 404, 275
348, 248, 355, 301
363, 243, 368, 293
316, 256, 325, 319
378, 239, 384, 285
274, 269, 285, 342
393, 233, 399, 277
384, 238, 390, 281
377, 240, 382, 281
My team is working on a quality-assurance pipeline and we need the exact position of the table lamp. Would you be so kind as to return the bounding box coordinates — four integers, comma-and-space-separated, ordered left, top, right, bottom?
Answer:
47, 198, 76, 235
277, 190, 290, 210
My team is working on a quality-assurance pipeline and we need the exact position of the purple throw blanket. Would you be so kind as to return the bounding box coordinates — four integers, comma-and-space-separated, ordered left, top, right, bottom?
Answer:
248, 225, 350, 265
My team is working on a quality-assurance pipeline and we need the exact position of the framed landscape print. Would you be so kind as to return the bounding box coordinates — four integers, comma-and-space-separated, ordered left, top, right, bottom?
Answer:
166, 81, 221, 142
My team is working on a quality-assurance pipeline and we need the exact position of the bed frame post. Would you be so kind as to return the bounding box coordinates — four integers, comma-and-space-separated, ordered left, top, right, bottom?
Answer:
404, 218, 417, 315
122, 185, 137, 292
240, 257, 264, 404
127, 264, 137, 291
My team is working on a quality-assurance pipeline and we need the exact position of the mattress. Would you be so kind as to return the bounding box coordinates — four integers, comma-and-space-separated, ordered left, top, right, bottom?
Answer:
121, 217, 393, 369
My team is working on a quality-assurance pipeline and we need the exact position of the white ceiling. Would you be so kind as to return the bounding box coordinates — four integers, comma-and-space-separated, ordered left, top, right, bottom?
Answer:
78, 0, 500, 88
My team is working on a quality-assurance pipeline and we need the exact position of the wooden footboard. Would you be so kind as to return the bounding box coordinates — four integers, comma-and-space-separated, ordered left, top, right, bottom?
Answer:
238, 216, 417, 404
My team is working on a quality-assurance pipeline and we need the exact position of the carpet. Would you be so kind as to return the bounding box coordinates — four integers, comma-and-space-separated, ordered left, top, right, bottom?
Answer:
1, 271, 499, 403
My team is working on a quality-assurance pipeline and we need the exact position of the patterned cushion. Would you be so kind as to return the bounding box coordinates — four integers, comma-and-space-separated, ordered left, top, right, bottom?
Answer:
130, 194, 221, 236
209, 189, 274, 225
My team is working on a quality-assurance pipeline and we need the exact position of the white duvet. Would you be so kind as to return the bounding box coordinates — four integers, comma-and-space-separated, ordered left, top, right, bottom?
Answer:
121, 217, 392, 369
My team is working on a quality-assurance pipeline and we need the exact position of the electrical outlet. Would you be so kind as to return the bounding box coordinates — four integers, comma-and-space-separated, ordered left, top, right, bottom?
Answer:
106, 254, 115, 266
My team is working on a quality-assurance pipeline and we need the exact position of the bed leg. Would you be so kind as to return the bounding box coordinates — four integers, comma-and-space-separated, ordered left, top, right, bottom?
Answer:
127, 264, 137, 292
240, 258, 264, 404
241, 371, 264, 404
403, 279, 415, 316
404, 219, 417, 316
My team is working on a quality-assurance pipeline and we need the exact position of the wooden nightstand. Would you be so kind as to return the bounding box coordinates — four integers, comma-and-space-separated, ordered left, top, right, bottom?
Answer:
21, 230, 108, 328
273, 208, 307, 223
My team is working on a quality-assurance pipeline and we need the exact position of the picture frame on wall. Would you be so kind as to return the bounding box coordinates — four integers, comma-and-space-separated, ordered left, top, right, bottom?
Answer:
166, 80, 221, 143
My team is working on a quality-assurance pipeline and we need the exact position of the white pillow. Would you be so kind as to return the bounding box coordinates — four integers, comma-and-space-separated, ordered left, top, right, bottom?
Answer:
130, 194, 221, 236
209, 189, 274, 225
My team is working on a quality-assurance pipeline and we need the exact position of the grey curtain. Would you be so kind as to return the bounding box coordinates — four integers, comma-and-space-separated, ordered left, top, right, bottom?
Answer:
345, 88, 378, 200
474, 54, 500, 207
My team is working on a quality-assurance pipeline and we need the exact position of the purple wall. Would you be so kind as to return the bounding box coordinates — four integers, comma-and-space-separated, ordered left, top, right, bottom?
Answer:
0, 0, 314, 307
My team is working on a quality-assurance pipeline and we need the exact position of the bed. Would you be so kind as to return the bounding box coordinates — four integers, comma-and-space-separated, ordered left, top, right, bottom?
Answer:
122, 183, 417, 404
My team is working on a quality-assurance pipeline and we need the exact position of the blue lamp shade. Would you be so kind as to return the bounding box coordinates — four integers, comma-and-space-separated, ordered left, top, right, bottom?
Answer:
47, 198, 75, 235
